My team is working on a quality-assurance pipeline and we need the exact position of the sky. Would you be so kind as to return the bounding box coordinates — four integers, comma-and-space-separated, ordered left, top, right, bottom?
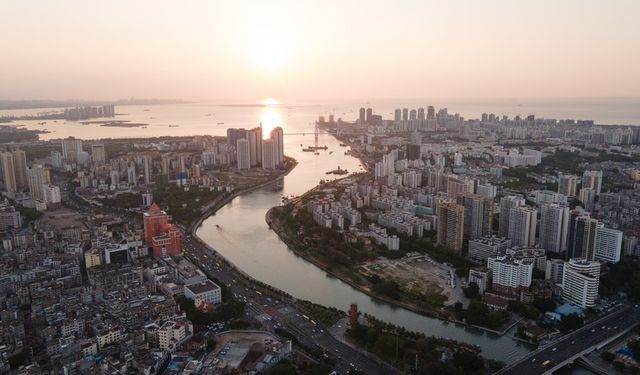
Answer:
1, 0, 639, 103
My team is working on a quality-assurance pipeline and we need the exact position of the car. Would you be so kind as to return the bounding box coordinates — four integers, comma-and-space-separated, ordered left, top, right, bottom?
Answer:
551, 347, 557, 352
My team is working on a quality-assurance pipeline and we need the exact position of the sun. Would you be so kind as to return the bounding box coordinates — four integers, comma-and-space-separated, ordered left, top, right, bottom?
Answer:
251, 33, 288, 73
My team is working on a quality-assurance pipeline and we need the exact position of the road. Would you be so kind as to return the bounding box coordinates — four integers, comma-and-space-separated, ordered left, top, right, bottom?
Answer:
182, 234, 396, 375
500, 304, 640, 375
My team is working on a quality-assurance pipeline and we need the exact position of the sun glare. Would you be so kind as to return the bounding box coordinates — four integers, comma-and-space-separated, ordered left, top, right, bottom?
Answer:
260, 108, 281, 138
251, 33, 288, 73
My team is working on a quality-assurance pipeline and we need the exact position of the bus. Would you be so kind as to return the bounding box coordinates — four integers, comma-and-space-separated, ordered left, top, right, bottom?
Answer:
542, 360, 551, 367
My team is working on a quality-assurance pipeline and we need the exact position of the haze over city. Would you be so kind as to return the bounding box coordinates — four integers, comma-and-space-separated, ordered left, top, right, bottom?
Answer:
2, 0, 640, 102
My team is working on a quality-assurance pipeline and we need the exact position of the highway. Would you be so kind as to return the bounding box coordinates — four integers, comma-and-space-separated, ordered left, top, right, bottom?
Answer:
500, 304, 640, 375
182, 234, 396, 375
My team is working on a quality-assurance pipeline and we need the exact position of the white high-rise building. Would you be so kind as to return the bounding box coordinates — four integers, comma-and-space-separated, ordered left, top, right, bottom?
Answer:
499, 195, 525, 238
562, 258, 600, 308
261, 138, 276, 170
51, 151, 63, 168
91, 143, 106, 163
487, 254, 533, 293
539, 203, 570, 253
236, 138, 250, 170
595, 226, 622, 263
42, 184, 61, 206
0, 153, 17, 195
508, 206, 537, 247
476, 183, 497, 199
27, 164, 49, 200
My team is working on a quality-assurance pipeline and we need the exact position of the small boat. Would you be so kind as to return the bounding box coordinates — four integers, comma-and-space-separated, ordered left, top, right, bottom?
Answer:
168, 124, 179, 127
216, 224, 221, 229
329, 151, 333, 154
217, 122, 224, 125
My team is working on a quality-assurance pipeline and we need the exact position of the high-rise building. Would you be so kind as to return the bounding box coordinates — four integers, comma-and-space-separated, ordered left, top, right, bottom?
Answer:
227, 128, 248, 153
476, 183, 496, 199
545, 258, 565, 285
236, 138, 250, 170
562, 258, 600, 308
595, 226, 622, 263
487, 254, 533, 295
446, 175, 474, 198
558, 174, 578, 197
402, 108, 409, 121
0, 199, 21, 230
359, 108, 366, 124
436, 202, 464, 253
91, 143, 106, 163
51, 151, 63, 168
567, 211, 598, 261
427, 106, 435, 119
261, 138, 276, 170
394, 109, 401, 122
468, 236, 511, 262
539, 203, 570, 254
142, 155, 152, 185
582, 170, 603, 195
456, 193, 493, 243
127, 163, 137, 186
11, 149, 27, 190
365, 108, 373, 124
0, 152, 17, 195
143, 203, 182, 257
507, 206, 538, 247
579, 187, 597, 211
499, 195, 525, 238
248, 127, 263, 167
61, 137, 83, 163
271, 126, 284, 165
27, 164, 49, 200
42, 184, 61, 208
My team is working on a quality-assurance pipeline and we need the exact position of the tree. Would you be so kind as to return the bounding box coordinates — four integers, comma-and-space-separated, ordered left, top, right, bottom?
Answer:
559, 313, 584, 333
452, 350, 485, 374
463, 282, 480, 299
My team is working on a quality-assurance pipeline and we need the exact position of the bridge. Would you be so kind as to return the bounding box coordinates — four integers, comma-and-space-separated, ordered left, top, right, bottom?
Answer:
498, 304, 640, 375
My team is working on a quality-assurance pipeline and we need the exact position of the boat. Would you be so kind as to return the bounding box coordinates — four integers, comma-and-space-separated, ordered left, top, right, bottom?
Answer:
168, 124, 179, 127
339, 143, 347, 147
329, 151, 333, 154
216, 224, 221, 229
302, 148, 315, 152
217, 122, 224, 125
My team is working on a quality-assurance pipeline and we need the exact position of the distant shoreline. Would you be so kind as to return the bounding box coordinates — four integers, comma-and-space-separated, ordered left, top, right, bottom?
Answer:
0, 99, 191, 111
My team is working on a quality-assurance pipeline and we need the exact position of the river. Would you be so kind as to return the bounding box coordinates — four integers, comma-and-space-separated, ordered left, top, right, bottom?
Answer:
194, 130, 535, 362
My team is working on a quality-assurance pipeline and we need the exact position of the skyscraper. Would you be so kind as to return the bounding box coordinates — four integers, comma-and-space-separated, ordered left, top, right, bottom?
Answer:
248, 127, 263, 167
579, 187, 597, 211
507, 206, 538, 247
539, 203, 570, 254
142, 155, 152, 185
61, 137, 83, 163
582, 170, 603, 195
261, 138, 276, 170
365, 108, 373, 124
562, 258, 600, 308
359, 108, 366, 124
127, 162, 137, 186
11, 149, 27, 191
236, 138, 250, 170
394, 109, 401, 122
558, 174, 577, 197
27, 164, 49, 200
402, 108, 409, 121
567, 211, 598, 261
91, 143, 106, 163
271, 126, 284, 166
456, 193, 493, 243
595, 226, 622, 263
436, 202, 464, 253
498, 195, 525, 238
0, 153, 17, 195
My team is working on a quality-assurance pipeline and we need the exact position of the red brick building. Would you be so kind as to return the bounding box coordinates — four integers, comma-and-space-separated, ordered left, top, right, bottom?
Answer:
143, 204, 182, 257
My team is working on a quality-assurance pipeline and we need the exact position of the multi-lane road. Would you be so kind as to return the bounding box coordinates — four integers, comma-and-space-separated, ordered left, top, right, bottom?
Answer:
500, 304, 640, 374
182, 234, 396, 375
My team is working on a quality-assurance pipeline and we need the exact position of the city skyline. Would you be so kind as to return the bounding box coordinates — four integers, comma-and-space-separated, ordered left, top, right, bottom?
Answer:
2, 1, 640, 102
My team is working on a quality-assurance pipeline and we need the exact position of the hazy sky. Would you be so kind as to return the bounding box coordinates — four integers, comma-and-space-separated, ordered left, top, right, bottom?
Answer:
2, 0, 639, 102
